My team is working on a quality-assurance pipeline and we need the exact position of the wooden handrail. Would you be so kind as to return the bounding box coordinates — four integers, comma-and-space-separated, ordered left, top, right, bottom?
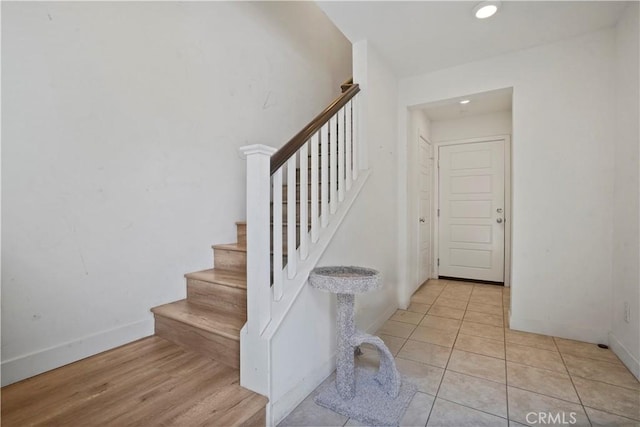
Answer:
340, 78, 354, 93
270, 83, 360, 174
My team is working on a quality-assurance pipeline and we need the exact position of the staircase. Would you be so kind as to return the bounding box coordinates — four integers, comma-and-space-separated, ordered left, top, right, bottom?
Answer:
149, 81, 366, 425
150, 222, 268, 424
151, 223, 248, 370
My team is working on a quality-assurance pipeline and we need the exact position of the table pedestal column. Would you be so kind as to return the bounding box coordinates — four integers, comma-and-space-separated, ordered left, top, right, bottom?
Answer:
336, 293, 356, 400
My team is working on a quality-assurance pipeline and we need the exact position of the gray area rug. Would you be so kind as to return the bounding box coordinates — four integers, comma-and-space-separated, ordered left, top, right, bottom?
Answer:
314, 367, 418, 427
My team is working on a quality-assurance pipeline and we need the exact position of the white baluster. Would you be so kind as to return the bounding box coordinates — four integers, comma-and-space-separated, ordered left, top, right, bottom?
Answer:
300, 143, 309, 260
321, 123, 329, 228
272, 168, 283, 301
345, 100, 353, 191
352, 95, 359, 181
338, 107, 345, 202
310, 132, 319, 242
330, 115, 337, 214
287, 157, 297, 279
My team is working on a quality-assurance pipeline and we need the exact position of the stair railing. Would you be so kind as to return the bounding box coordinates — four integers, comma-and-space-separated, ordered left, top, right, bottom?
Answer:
240, 81, 365, 396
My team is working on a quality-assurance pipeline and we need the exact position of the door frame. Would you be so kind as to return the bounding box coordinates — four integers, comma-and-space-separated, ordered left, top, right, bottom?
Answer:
417, 132, 436, 286
433, 135, 512, 286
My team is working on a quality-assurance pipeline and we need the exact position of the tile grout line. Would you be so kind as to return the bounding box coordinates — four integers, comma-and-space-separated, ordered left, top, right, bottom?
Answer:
423, 280, 463, 427
444, 367, 507, 386
428, 282, 508, 424
405, 280, 511, 426
565, 373, 640, 392
401, 279, 446, 427
581, 405, 640, 424
506, 359, 576, 376
287, 280, 638, 427
449, 343, 505, 361
553, 336, 593, 426
560, 349, 636, 371
505, 383, 588, 406
436, 395, 510, 423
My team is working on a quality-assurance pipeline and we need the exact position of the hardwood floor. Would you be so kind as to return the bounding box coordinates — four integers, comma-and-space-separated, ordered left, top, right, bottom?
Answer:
1, 336, 267, 426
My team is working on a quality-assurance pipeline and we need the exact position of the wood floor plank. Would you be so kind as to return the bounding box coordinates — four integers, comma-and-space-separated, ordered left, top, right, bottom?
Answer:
163, 376, 267, 427
103, 358, 239, 426
1, 337, 267, 427
2, 337, 170, 405
1, 338, 179, 425
49, 346, 202, 424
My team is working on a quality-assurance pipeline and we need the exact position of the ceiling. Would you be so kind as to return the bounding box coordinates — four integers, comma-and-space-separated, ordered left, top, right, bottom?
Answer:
420, 87, 513, 121
317, 1, 629, 78
317, 1, 628, 119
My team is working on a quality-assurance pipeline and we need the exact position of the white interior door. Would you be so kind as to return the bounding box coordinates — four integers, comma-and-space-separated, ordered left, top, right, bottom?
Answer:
438, 140, 505, 282
418, 136, 433, 286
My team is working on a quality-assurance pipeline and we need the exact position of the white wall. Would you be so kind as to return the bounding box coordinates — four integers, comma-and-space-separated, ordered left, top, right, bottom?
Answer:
1, 1, 352, 385
611, 2, 640, 379
322, 40, 400, 334
398, 28, 616, 345
270, 40, 400, 424
430, 110, 512, 143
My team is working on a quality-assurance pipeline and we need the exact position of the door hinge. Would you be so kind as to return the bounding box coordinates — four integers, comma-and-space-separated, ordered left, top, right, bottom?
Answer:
437, 208, 440, 217
437, 258, 440, 266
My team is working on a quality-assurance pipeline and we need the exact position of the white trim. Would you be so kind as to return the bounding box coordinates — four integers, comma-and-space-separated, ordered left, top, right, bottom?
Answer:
609, 332, 640, 380
510, 316, 607, 347
238, 144, 277, 157
1, 318, 154, 386
417, 131, 436, 288
270, 355, 336, 426
504, 136, 512, 287
433, 135, 512, 285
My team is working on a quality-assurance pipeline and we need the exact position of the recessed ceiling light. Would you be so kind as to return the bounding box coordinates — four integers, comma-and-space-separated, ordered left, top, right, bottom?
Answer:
473, 1, 500, 19
460, 99, 471, 105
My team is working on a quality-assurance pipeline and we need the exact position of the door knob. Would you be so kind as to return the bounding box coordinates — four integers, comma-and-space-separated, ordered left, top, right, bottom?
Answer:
496, 218, 503, 223
419, 218, 426, 223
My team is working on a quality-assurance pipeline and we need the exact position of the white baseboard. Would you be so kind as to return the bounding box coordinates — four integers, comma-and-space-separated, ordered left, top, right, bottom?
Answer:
1, 318, 154, 386
270, 355, 337, 426
609, 332, 640, 380
509, 315, 609, 346
269, 299, 398, 426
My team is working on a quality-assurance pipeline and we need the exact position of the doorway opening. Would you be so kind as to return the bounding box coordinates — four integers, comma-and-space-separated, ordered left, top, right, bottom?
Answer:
408, 87, 513, 289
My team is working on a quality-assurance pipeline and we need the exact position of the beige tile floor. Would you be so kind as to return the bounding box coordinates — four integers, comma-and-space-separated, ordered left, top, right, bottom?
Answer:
279, 279, 640, 427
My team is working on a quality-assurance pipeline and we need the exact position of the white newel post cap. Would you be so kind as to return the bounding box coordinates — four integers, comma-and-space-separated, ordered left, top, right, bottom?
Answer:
239, 144, 277, 158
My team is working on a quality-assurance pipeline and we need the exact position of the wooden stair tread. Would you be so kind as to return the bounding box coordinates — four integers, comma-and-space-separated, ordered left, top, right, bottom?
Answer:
152, 300, 243, 341
212, 242, 247, 252
185, 268, 246, 290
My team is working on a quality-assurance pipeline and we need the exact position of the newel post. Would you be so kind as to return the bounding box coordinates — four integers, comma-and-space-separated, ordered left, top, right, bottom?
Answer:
239, 144, 276, 334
